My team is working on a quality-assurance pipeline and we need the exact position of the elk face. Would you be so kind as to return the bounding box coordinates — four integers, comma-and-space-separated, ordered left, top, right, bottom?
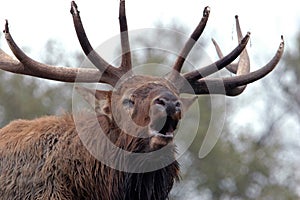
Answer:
110, 75, 196, 150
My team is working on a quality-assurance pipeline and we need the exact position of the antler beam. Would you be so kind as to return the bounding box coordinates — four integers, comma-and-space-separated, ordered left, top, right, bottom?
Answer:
1, 21, 102, 83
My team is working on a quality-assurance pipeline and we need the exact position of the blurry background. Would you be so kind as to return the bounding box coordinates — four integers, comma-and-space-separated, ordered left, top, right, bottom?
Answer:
0, 0, 299, 199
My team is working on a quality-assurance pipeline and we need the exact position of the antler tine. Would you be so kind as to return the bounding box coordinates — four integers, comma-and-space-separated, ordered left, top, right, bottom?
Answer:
235, 15, 243, 42
1, 20, 105, 83
185, 36, 284, 96
228, 15, 250, 96
211, 38, 238, 74
183, 15, 253, 96
224, 36, 284, 87
70, 1, 123, 85
211, 15, 249, 76
119, 0, 132, 72
234, 15, 250, 75
183, 32, 250, 82
171, 6, 210, 75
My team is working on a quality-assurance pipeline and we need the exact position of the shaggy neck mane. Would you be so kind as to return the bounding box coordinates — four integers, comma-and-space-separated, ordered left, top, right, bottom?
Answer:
104, 118, 180, 200
123, 163, 179, 200
75, 112, 180, 199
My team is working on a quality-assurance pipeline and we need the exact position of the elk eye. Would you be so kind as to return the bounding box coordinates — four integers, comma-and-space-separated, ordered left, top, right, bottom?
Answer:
122, 98, 134, 108
175, 101, 181, 108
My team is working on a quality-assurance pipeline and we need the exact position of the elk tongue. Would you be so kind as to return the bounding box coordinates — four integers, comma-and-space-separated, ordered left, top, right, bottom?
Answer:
149, 117, 178, 139
149, 130, 174, 138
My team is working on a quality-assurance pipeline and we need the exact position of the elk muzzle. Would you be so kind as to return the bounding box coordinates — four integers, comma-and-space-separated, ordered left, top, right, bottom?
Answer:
149, 94, 182, 150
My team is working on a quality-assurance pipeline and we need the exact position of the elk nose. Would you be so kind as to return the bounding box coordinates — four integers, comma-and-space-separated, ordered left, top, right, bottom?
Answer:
153, 97, 181, 118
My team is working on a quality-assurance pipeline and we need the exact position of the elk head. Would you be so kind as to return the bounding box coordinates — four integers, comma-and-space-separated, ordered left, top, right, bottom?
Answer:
0, 1, 284, 153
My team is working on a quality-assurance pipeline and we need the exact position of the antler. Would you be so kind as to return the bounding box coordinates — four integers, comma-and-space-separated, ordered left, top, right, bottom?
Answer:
176, 13, 284, 96
0, 1, 284, 93
0, 1, 132, 86
186, 38, 283, 96
167, 6, 210, 81
70, 1, 132, 84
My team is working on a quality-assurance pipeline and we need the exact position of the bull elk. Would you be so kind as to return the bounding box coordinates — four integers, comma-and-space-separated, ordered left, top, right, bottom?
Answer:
0, 0, 284, 199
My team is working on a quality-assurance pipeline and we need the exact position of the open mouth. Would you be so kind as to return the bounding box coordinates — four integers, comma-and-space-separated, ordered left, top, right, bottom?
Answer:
149, 116, 179, 139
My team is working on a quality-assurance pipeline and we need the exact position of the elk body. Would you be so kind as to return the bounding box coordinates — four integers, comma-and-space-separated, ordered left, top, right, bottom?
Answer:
0, 1, 284, 200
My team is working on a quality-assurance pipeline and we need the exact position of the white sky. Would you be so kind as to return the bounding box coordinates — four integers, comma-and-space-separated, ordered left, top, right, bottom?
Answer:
0, 0, 299, 63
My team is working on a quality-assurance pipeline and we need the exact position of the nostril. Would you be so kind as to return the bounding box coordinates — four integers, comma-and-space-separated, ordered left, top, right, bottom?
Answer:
175, 101, 181, 108
154, 98, 166, 106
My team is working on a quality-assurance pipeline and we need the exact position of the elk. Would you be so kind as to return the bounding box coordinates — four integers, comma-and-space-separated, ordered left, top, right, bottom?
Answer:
0, 1, 284, 200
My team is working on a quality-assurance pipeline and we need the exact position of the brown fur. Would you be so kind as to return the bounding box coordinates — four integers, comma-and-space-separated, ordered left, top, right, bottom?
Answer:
0, 113, 179, 200
0, 76, 186, 200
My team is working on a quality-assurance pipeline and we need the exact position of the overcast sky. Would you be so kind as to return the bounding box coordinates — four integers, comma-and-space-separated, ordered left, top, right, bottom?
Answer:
0, 0, 299, 63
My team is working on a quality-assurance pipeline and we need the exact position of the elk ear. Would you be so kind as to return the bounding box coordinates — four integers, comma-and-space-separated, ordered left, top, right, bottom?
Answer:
75, 86, 112, 115
180, 96, 198, 113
